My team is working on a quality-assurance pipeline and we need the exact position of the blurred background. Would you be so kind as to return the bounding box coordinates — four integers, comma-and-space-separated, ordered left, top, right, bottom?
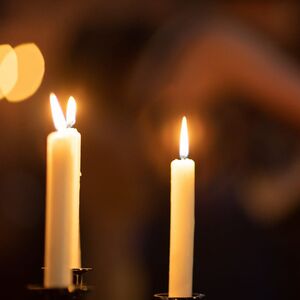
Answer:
1, 1, 300, 300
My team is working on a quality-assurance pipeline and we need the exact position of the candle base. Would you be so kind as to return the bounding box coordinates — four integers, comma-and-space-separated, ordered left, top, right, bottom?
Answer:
28, 268, 92, 300
154, 293, 205, 300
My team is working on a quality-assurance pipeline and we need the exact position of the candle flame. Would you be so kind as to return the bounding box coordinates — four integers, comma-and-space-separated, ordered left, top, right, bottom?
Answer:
179, 116, 189, 159
66, 96, 76, 127
50, 93, 67, 131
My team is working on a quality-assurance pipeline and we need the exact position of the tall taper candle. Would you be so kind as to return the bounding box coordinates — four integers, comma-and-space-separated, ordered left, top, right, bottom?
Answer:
44, 94, 81, 288
169, 116, 195, 297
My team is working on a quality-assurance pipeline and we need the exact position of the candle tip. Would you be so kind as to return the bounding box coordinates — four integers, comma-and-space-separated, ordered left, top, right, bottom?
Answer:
179, 116, 189, 159
66, 96, 76, 128
50, 93, 67, 131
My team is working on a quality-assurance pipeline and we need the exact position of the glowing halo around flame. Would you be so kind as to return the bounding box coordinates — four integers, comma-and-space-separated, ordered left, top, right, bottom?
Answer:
0, 43, 45, 103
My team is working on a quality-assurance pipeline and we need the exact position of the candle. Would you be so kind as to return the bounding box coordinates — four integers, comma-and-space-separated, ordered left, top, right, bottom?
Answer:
169, 116, 195, 297
44, 93, 81, 288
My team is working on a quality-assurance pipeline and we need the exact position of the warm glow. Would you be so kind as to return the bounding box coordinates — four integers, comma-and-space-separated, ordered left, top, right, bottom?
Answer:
179, 116, 189, 159
50, 93, 67, 131
66, 96, 76, 127
6, 43, 45, 102
0, 45, 18, 99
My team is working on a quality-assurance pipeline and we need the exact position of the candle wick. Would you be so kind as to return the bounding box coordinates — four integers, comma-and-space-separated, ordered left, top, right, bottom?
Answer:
66, 122, 75, 128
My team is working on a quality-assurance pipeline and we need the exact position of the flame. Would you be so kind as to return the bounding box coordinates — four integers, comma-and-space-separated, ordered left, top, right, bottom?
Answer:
179, 116, 189, 159
50, 93, 67, 131
66, 96, 76, 127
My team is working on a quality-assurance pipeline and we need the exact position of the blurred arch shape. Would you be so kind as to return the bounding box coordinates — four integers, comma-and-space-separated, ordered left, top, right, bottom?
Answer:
5, 43, 45, 103
0, 44, 18, 100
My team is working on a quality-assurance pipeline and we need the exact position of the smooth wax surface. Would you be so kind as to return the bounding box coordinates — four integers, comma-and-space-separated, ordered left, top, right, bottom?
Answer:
44, 128, 81, 287
169, 158, 195, 297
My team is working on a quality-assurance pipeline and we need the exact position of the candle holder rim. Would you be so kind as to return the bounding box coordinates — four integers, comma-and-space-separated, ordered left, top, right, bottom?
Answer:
154, 293, 205, 299
27, 284, 92, 293
41, 267, 92, 270
72, 267, 92, 272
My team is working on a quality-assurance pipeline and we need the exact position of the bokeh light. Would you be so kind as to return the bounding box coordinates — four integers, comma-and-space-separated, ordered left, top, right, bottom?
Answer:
0, 44, 18, 100
4, 43, 45, 103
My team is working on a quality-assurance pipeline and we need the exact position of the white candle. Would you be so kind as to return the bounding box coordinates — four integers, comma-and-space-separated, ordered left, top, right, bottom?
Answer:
44, 94, 81, 288
169, 116, 195, 297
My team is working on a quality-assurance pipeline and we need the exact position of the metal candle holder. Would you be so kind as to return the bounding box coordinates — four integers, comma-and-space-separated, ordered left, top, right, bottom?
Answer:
154, 293, 205, 300
28, 268, 92, 300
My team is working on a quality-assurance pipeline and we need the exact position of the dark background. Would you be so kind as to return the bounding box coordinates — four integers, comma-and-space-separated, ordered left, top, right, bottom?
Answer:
1, 1, 300, 300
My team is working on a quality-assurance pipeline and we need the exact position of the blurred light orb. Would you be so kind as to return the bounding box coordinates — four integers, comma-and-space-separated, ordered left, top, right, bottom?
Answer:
6, 43, 45, 103
0, 45, 18, 100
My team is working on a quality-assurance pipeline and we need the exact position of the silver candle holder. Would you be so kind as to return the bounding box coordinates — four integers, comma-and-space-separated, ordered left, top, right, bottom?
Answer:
28, 267, 92, 300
